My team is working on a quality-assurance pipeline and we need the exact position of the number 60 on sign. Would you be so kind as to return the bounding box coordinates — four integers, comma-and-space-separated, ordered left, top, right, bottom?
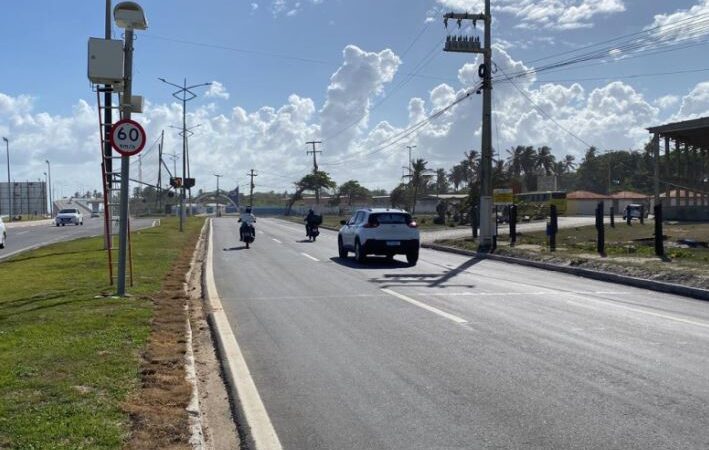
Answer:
110, 119, 147, 156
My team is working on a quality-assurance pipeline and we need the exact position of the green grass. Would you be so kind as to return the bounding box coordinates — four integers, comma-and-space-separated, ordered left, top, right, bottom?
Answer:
0, 217, 204, 449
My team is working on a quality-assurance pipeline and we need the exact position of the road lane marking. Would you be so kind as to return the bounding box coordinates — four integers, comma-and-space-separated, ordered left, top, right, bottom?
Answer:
381, 288, 468, 324
426, 290, 629, 297
272, 238, 282, 244
206, 220, 283, 450
565, 297, 709, 329
301, 252, 319, 261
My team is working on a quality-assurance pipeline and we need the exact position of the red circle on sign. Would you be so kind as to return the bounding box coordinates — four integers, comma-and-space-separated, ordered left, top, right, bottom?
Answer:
110, 119, 147, 156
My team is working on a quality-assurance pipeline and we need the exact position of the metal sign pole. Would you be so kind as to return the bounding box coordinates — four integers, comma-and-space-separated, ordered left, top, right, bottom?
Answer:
117, 28, 134, 296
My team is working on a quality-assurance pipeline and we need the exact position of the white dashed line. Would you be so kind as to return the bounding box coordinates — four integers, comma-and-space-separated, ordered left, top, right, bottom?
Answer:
301, 252, 319, 262
272, 238, 282, 244
381, 288, 468, 324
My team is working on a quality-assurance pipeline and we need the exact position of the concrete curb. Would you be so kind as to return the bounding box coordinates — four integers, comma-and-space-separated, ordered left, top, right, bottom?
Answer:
422, 242, 709, 302
5, 219, 54, 229
202, 219, 283, 450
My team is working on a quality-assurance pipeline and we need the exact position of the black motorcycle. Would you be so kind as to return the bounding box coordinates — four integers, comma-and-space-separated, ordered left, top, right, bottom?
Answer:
239, 220, 255, 248
306, 223, 320, 242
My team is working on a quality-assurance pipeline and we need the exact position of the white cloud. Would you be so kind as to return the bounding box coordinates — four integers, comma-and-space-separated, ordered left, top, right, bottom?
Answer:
205, 81, 230, 100
319, 45, 401, 157
654, 95, 679, 110
435, 0, 625, 30
647, 0, 709, 42
673, 81, 709, 121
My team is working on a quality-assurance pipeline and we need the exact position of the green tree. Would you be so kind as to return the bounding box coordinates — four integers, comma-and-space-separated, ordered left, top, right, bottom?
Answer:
337, 180, 370, 206
448, 164, 466, 192
409, 158, 432, 215
435, 168, 449, 195
285, 171, 337, 214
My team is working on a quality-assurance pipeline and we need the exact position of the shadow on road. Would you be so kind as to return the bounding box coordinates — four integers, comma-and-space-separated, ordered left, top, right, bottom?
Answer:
368, 257, 482, 289
222, 246, 250, 251
329, 256, 411, 270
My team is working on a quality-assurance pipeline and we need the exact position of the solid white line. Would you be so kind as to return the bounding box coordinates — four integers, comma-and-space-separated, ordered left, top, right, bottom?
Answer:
272, 238, 282, 244
426, 290, 629, 297
566, 297, 709, 329
301, 252, 319, 261
206, 220, 283, 450
381, 288, 468, 324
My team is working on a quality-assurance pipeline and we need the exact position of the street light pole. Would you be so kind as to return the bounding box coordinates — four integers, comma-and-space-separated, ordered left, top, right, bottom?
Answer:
214, 173, 222, 217
2, 137, 10, 221
158, 78, 211, 232
45, 160, 53, 216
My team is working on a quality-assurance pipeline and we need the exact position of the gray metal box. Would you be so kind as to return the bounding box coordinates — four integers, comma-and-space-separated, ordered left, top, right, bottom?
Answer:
87, 38, 124, 86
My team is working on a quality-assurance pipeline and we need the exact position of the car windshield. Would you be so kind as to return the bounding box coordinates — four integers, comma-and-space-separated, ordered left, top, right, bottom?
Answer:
370, 213, 411, 224
59, 209, 78, 214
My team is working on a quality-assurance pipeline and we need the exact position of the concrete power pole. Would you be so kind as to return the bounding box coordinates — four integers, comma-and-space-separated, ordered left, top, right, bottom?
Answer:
306, 140, 322, 204
406, 145, 416, 176
444, 3, 493, 252
247, 169, 257, 207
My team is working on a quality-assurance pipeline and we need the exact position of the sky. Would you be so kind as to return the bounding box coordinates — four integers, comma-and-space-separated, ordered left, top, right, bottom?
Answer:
1, 0, 709, 196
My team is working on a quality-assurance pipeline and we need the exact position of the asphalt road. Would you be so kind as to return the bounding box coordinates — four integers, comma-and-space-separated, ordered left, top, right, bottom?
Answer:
0, 217, 156, 261
211, 217, 709, 450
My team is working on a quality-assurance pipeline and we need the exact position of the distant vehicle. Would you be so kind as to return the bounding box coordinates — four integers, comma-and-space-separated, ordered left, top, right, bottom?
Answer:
55, 208, 83, 226
623, 203, 648, 221
338, 208, 420, 265
515, 191, 567, 219
0, 216, 6, 249
90, 211, 100, 218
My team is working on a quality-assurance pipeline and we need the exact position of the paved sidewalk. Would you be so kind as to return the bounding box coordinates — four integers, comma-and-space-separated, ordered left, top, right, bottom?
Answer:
5, 219, 54, 229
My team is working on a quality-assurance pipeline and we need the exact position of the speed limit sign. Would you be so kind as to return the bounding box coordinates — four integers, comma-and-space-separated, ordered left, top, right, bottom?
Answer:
110, 119, 147, 156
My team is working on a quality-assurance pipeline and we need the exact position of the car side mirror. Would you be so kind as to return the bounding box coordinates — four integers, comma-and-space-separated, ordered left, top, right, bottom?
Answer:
340, 220, 346, 225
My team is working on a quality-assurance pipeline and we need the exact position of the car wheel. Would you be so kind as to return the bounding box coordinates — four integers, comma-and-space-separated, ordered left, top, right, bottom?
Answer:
354, 239, 366, 263
0, 233, 5, 249
406, 249, 419, 266
56, 223, 59, 227
338, 237, 348, 258
385, 254, 394, 261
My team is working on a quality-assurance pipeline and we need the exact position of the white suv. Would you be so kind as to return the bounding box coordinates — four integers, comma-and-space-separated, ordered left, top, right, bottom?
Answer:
338, 208, 420, 265
55, 208, 83, 226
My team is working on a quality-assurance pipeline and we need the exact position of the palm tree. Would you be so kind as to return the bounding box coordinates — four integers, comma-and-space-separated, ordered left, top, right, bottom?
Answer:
410, 158, 432, 215
435, 168, 449, 195
562, 154, 577, 173
448, 164, 466, 192
506, 145, 525, 179
535, 146, 556, 176
520, 146, 537, 191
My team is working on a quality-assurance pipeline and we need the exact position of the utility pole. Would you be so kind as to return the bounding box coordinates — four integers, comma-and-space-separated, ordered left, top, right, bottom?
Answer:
103, 0, 114, 194
306, 140, 322, 204
247, 169, 257, 207
159, 78, 211, 232
156, 130, 164, 211
165, 152, 179, 177
214, 174, 222, 217
406, 145, 416, 176
444, 4, 493, 251
2, 137, 10, 220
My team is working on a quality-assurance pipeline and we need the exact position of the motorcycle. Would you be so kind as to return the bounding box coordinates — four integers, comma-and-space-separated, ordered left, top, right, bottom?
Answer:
306, 223, 320, 242
239, 220, 255, 249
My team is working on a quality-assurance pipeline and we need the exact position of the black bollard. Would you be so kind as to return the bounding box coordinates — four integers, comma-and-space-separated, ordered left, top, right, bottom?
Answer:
471, 204, 478, 239
626, 205, 631, 225
509, 205, 517, 247
549, 204, 558, 251
640, 204, 645, 225
610, 206, 615, 228
654, 204, 664, 257
596, 201, 605, 256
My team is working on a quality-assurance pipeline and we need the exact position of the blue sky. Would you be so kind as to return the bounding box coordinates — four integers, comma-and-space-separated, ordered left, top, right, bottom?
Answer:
1, 0, 709, 194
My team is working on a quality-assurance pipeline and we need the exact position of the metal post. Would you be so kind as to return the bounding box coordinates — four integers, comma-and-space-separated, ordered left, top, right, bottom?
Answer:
117, 27, 134, 296
44, 159, 54, 217
509, 204, 516, 246
654, 204, 664, 257
214, 173, 222, 217
180, 80, 186, 231
3, 138, 10, 220
596, 201, 605, 257
103, 0, 113, 191
653, 133, 660, 208
477, 0, 493, 252
610, 206, 615, 228
550, 204, 558, 252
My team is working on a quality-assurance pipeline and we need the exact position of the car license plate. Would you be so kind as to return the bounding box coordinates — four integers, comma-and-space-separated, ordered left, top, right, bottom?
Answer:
386, 241, 400, 246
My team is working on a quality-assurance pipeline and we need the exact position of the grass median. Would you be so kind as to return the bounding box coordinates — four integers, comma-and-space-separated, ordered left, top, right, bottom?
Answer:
0, 216, 204, 449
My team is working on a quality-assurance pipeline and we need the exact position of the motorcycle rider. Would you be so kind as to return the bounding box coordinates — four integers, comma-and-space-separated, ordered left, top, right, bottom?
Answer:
304, 208, 318, 237
239, 206, 256, 241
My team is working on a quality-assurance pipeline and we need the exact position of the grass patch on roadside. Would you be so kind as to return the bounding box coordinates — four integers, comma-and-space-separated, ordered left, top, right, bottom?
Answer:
0, 217, 204, 449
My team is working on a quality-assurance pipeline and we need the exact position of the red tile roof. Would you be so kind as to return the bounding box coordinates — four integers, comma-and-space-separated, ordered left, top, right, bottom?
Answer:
567, 190, 608, 199
610, 191, 649, 199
